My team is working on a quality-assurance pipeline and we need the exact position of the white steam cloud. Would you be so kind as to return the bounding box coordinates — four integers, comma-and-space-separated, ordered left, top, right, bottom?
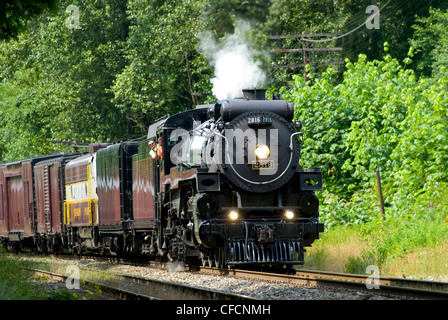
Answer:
199, 23, 267, 100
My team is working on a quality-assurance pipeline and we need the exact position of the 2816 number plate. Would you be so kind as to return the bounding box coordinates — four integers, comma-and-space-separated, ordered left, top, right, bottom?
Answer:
247, 116, 273, 125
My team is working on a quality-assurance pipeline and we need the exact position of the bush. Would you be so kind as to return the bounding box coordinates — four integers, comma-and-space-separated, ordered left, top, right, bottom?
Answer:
281, 50, 448, 269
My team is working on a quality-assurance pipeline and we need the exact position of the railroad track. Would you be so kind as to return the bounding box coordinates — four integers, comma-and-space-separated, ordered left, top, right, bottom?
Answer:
200, 267, 448, 300
31, 268, 156, 300
22, 254, 448, 300
30, 267, 256, 300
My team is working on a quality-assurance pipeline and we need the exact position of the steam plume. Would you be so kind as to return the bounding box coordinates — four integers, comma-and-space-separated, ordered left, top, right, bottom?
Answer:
199, 22, 267, 100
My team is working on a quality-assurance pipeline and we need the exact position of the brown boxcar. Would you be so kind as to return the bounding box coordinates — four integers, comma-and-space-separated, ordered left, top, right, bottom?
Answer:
95, 142, 138, 254
132, 139, 157, 228
96, 142, 138, 229
0, 155, 61, 250
34, 154, 79, 253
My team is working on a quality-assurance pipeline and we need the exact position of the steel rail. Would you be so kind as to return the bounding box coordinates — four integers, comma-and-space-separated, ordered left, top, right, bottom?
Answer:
31, 266, 256, 300
200, 267, 448, 300
294, 269, 448, 292
30, 268, 158, 300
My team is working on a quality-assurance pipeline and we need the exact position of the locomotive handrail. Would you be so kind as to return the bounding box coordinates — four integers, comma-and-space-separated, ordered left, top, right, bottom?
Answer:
289, 131, 304, 150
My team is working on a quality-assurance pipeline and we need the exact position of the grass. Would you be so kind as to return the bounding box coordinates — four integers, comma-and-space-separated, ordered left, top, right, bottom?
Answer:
303, 226, 369, 272
0, 249, 116, 300
0, 253, 35, 299
381, 240, 448, 280
302, 223, 448, 281
301, 225, 370, 273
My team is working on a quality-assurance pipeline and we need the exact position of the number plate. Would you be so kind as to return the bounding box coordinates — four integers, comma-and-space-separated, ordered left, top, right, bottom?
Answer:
252, 160, 275, 170
247, 116, 273, 125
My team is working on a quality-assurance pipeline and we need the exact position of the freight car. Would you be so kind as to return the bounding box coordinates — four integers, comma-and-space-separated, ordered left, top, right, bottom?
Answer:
34, 154, 79, 254
0, 154, 63, 252
0, 89, 324, 269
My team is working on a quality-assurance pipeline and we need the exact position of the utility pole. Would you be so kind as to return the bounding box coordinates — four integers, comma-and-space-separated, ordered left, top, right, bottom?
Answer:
269, 32, 344, 78
376, 169, 386, 221
303, 31, 310, 82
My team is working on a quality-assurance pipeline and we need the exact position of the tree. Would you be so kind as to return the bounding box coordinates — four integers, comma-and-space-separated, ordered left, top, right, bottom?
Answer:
0, 0, 59, 40
283, 47, 448, 195
203, 0, 272, 37
266, 0, 448, 86
112, 0, 212, 131
0, 0, 131, 161
282, 51, 448, 227
410, 8, 448, 81
32, 0, 131, 141
338, 0, 448, 64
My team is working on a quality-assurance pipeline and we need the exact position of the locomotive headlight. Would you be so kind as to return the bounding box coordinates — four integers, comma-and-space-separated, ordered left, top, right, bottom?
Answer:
229, 210, 239, 220
255, 144, 270, 159
285, 210, 295, 220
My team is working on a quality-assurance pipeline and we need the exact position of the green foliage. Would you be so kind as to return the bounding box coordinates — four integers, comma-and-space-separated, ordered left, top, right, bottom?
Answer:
282, 49, 448, 266
267, 0, 448, 86
0, 248, 35, 299
410, 8, 448, 81
31, 0, 131, 142
0, 0, 59, 40
112, 0, 212, 131
0, 0, 132, 161
343, 256, 370, 274
358, 190, 448, 267
38, 288, 78, 300
283, 49, 448, 210
0, 248, 83, 299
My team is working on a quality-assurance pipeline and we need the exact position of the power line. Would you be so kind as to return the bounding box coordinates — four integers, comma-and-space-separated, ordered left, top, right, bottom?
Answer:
300, 0, 392, 43
270, 31, 344, 78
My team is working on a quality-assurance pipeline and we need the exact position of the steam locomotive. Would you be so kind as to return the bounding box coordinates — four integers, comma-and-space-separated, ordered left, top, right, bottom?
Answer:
0, 89, 323, 268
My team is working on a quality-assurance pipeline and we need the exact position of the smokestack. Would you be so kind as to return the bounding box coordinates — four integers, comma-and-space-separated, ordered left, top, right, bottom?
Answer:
242, 88, 266, 100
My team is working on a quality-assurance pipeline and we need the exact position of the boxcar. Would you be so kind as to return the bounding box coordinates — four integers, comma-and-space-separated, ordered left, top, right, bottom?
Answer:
131, 139, 159, 255
96, 142, 138, 253
0, 155, 61, 250
132, 139, 157, 229
34, 154, 79, 253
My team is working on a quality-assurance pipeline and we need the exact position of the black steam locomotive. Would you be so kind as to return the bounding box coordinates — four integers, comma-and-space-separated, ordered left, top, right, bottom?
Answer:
153, 88, 323, 267
0, 88, 323, 269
